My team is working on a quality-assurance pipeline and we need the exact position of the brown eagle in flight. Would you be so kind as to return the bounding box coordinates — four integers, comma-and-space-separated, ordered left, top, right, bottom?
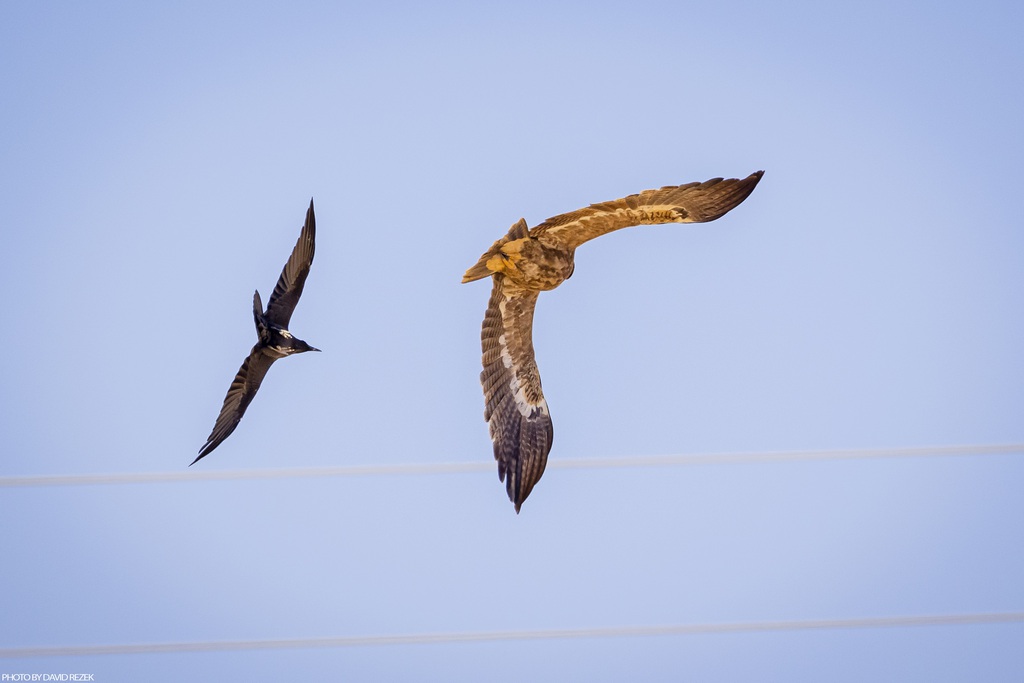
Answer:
462, 171, 764, 512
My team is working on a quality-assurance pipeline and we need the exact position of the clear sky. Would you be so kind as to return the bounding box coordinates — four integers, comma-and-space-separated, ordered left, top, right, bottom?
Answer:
2, 0, 1023, 680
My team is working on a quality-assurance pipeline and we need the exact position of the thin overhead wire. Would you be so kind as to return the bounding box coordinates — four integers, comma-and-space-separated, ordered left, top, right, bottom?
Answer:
1, 443, 1021, 488
3, 612, 1022, 658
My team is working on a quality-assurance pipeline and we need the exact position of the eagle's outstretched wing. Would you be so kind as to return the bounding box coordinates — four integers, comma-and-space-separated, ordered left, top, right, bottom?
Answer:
193, 348, 277, 464
265, 199, 316, 328
480, 274, 553, 512
532, 171, 763, 250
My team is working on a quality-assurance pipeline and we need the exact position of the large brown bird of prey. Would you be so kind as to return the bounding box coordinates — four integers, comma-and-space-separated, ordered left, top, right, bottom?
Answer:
462, 172, 763, 511
194, 199, 320, 465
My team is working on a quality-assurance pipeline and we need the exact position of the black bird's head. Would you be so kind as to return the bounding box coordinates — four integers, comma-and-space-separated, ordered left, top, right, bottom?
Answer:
294, 339, 320, 354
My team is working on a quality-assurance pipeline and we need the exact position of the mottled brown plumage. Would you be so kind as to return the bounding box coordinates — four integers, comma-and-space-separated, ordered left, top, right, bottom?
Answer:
463, 171, 763, 511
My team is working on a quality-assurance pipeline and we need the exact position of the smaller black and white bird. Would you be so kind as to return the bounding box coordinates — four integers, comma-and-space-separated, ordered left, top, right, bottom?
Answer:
193, 199, 320, 465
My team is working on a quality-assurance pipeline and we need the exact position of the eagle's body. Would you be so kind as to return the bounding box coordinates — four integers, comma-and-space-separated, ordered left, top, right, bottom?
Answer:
194, 199, 319, 465
463, 172, 764, 511
475, 224, 576, 291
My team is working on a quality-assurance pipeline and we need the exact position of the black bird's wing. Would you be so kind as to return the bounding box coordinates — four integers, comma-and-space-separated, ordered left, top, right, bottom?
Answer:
264, 199, 316, 328
193, 348, 277, 464
480, 274, 553, 512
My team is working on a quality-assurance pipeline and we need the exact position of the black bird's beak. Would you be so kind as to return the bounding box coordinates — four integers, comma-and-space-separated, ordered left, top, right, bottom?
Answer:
309, 347, 321, 352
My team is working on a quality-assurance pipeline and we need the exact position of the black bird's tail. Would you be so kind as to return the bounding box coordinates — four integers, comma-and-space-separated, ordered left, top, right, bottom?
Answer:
253, 290, 264, 319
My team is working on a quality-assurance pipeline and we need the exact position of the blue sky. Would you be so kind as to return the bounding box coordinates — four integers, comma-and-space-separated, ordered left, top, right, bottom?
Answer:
2, 1, 1023, 680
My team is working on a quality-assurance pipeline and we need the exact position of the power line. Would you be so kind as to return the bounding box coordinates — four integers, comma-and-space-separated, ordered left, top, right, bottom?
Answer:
1, 443, 1020, 488
2, 612, 1022, 658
